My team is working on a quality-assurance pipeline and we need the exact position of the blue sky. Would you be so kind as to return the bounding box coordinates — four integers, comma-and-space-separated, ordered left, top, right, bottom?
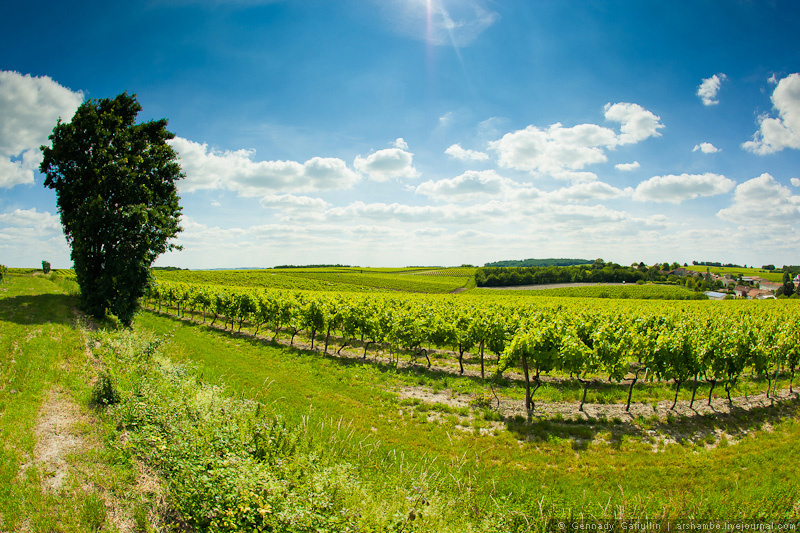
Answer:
2, 0, 800, 268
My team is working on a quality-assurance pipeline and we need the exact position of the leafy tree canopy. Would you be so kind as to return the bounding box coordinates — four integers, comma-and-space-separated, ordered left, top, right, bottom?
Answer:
40, 92, 183, 326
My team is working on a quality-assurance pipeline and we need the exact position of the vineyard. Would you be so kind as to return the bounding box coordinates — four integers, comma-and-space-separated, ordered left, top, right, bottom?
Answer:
3, 270, 800, 530
155, 268, 470, 293
144, 277, 800, 414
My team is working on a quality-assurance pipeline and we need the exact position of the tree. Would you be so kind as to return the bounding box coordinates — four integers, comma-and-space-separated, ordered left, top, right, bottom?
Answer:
779, 272, 796, 297
42, 260, 51, 274
40, 92, 183, 326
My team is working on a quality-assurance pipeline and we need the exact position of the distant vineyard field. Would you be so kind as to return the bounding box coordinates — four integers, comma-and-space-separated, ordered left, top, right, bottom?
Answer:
477, 283, 707, 300
155, 268, 469, 293
406, 267, 477, 278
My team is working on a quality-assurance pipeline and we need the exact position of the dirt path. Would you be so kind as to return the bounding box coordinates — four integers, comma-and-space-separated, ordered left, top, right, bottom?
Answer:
19, 387, 89, 493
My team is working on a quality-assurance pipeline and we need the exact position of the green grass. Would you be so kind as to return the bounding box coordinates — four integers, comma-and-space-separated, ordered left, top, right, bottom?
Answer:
475, 283, 706, 300
0, 275, 165, 532
134, 309, 800, 523
701, 265, 784, 283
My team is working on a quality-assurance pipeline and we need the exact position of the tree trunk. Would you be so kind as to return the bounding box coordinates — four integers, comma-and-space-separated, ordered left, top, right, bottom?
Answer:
479, 340, 485, 379
578, 378, 591, 412
337, 339, 350, 355
724, 380, 734, 406
689, 373, 699, 409
671, 380, 682, 410
707, 379, 716, 406
421, 348, 431, 368
458, 343, 465, 375
625, 375, 638, 412
323, 324, 332, 354
521, 352, 532, 412
363, 340, 373, 358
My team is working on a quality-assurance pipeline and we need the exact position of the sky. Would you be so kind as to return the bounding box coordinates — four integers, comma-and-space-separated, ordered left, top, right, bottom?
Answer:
2, 0, 800, 269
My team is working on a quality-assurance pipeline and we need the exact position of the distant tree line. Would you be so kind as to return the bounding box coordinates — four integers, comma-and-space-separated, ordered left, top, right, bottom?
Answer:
484, 258, 592, 268
692, 261, 744, 268
476, 258, 725, 292
273, 264, 353, 269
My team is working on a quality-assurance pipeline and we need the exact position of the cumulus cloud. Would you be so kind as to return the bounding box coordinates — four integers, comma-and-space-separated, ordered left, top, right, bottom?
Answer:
325, 200, 504, 225
393, 137, 409, 150
259, 193, 331, 211
489, 123, 613, 175
0, 71, 84, 188
615, 161, 640, 171
444, 143, 489, 161
791, 177, 800, 187
697, 73, 727, 106
353, 147, 419, 182
0, 207, 61, 233
489, 103, 662, 178
717, 173, 800, 226
415, 170, 514, 202
603, 102, 664, 144
742, 73, 800, 155
633, 173, 735, 203
693, 142, 721, 153
546, 181, 631, 202
168, 137, 361, 195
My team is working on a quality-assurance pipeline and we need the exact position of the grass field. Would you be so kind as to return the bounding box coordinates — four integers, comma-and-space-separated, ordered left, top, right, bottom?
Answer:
0, 274, 165, 532
2, 272, 799, 531
698, 265, 785, 283
476, 282, 706, 299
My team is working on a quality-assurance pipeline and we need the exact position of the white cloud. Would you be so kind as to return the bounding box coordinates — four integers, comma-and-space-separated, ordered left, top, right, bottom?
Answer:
259, 193, 331, 211
633, 173, 735, 203
742, 73, 800, 155
0, 71, 84, 188
489, 103, 662, 178
325, 199, 505, 225
547, 181, 631, 202
393, 137, 409, 150
353, 147, 419, 182
0, 207, 61, 233
717, 173, 800, 226
693, 142, 721, 153
697, 73, 727, 106
415, 170, 514, 202
168, 137, 361, 195
444, 143, 489, 161
791, 177, 800, 187
615, 161, 640, 171
603, 102, 664, 144
489, 123, 613, 174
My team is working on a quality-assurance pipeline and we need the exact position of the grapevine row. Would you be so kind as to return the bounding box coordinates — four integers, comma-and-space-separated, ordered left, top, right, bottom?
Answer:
143, 280, 800, 412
